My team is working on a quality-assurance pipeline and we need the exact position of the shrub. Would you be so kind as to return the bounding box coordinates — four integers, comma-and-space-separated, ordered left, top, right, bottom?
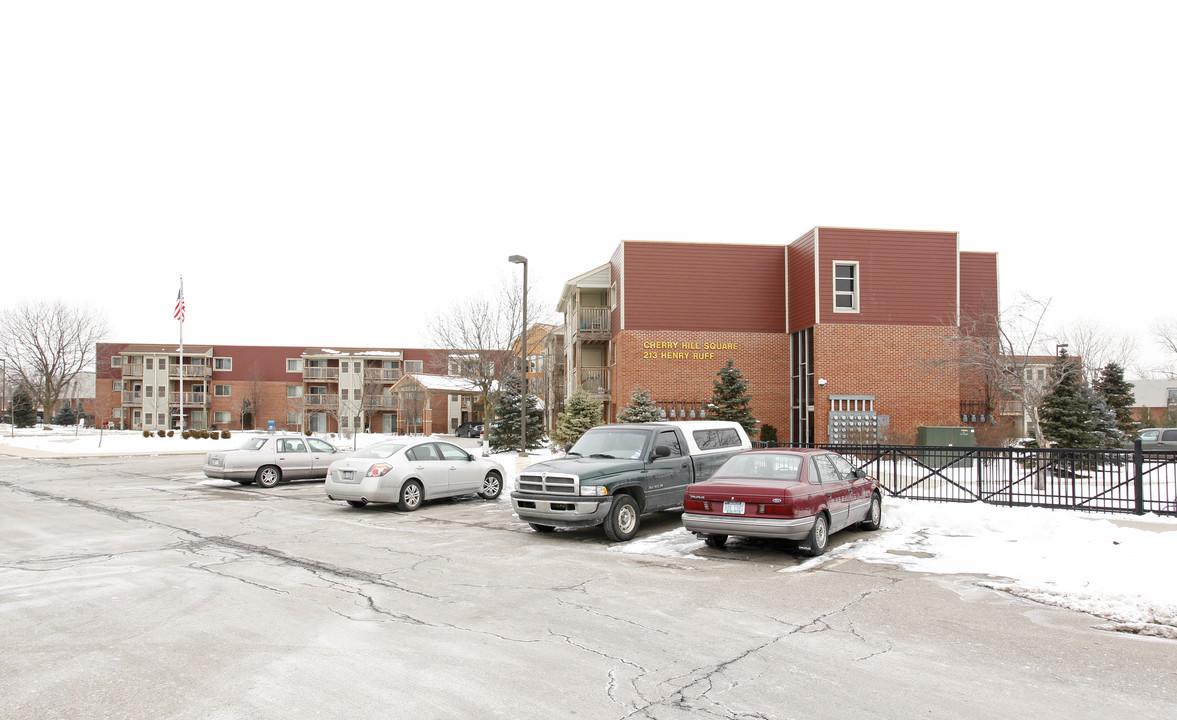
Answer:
221, 430, 231, 439
157, 429, 167, 438
167, 430, 174, 438
182, 431, 191, 439
305, 429, 312, 436
760, 424, 778, 443
210, 430, 220, 440
143, 430, 152, 438
200, 430, 210, 439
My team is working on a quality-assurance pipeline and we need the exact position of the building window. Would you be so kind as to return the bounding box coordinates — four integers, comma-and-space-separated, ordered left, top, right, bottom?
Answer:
214, 385, 231, 397
113, 381, 123, 392
287, 385, 303, 398
833, 261, 859, 313
1168, 388, 1177, 406
287, 412, 299, 425
157, 414, 166, 426
214, 357, 232, 371
111, 356, 122, 368
145, 386, 153, 398
287, 358, 303, 373
405, 360, 423, 373
145, 358, 153, 370
214, 411, 231, 424
341, 389, 349, 400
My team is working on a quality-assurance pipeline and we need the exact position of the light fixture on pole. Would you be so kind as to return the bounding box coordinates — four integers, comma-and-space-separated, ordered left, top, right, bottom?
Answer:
508, 255, 528, 457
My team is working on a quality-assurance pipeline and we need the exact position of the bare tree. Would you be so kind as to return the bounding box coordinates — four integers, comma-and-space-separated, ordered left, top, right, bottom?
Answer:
1053, 320, 1138, 383
426, 275, 551, 425
1153, 318, 1177, 379
949, 295, 1060, 449
0, 301, 107, 422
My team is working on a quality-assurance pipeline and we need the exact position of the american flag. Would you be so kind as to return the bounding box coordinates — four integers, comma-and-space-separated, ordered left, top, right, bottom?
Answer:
173, 279, 185, 323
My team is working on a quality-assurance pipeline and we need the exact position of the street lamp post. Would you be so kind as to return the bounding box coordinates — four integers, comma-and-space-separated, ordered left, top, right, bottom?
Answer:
509, 255, 528, 457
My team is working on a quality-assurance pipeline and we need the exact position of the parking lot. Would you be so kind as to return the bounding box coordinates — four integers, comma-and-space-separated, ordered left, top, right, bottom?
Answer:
2, 452, 1174, 720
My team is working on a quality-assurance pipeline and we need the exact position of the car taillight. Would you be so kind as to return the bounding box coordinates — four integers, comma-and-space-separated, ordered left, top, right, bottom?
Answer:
367, 464, 392, 477
684, 498, 709, 511
758, 503, 792, 515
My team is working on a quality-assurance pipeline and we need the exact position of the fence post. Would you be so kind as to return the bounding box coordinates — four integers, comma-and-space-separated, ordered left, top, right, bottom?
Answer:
1133, 439, 1145, 516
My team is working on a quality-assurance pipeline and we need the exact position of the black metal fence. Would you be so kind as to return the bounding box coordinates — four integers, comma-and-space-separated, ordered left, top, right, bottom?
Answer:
755, 441, 1177, 516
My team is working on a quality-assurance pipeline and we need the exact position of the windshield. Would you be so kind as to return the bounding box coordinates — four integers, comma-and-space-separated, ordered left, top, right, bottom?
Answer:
713, 453, 803, 481
238, 438, 269, 451
351, 442, 407, 459
567, 428, 650, 459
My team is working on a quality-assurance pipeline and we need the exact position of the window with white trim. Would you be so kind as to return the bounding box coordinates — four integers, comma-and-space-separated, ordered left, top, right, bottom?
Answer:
287, 358, 303, 373
833, 261, 859, 313
214, 385, 231, 397
287, 385, 303, 398
214, 411, 231, 424
214, 357, 232, 371
405, 360, 423, 373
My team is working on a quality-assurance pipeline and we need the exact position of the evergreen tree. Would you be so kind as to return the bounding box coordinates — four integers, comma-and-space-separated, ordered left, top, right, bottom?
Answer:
617, 386, 662, 424
551, 388, 603, 447
13, 389, 37, 428
709, 359, 757, 438
1039, 350, 1123, 448
488, 373, 544, 452
1093, 362, 1138, 438
52, 404, 79, 425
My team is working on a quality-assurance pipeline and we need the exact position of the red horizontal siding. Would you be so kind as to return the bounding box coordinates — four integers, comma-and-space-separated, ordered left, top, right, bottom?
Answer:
817, 228, 958, 326
960, 251, 999, 323
622, 241, 786, 333
787, 230, 816, 333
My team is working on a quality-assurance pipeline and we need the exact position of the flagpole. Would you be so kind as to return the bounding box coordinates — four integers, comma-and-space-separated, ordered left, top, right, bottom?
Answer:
177, 276, 184, 434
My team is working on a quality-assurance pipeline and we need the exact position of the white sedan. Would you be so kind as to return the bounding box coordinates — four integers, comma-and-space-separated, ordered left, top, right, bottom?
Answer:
324, 438, 505, 510
203, 435, 342, 487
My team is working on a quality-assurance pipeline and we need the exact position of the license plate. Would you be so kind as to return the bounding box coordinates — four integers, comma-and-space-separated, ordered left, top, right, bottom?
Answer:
342, 470, 354, 481
723, 501, 745, 514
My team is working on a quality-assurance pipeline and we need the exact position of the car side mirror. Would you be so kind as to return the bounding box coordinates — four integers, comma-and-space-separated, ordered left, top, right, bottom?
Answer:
565, 443, 574, 454
654, 445, 671, 458
854, 469, 866, 479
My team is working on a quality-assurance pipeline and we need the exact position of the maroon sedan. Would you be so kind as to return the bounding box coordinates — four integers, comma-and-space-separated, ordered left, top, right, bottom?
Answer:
682, 449, 882, 555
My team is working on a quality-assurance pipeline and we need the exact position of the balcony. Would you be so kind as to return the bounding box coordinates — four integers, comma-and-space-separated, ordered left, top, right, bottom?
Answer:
169, 365, 211, 380
577, 367, 610, 396
304, 367, 340, 381
365, 368, 402, 383
575, 307, 610, 341
305, 394, 338, 409
122, 391, 143, 407
365, 396, 399, 410
121, 365, 144, 379
168, 393, 206, 406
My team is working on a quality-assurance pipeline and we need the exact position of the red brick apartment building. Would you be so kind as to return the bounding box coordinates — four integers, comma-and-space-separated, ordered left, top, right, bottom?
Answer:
559, 228, 999, 443
93, 344, 491, 435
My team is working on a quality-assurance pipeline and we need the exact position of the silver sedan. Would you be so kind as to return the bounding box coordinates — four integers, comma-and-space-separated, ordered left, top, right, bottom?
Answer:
324, 438, 504, 510
203, 435, 342, 487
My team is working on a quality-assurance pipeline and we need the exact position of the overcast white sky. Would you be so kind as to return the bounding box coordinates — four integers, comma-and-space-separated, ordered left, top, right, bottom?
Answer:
2, 2, 1174, 369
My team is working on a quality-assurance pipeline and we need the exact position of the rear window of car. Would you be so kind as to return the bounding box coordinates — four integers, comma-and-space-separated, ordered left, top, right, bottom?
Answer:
693, 428, 742, 450
713, 453, 802, 481
239, 438, 268, 451
1163, 430, 1177, 442
353, 443, 406, 459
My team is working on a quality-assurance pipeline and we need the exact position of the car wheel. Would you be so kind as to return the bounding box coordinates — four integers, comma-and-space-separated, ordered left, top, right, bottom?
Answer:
255, 465, 282, 488
479, 471, 503, 500
397, 480, 423, 511
346, 500, 367, 508
859, 492, 882, 531
703, 534, 728, 549
802, 513, 829, 556
528, 523, 555, 533
603, 494, 640, 542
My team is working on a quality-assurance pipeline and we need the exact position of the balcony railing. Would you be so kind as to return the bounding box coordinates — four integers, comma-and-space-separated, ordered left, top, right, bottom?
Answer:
121, 365, 144, 379
365, 396, 399, 409
578, 367, 610, 395
168, 393, 206, 405
169, 365, 211, 380
365, 368, 402, 383
304, 367, 340, 381
305, 394, 338, 408
576, 307, 610, 336
122, 391, 142, 407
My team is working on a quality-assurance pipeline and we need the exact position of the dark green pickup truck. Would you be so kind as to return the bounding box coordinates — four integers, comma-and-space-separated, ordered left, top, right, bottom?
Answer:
510, 421, 752, 541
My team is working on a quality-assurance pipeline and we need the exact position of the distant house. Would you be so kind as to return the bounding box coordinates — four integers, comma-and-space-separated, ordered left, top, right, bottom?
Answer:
390, 374, 483, 436
1129, 378, 1177, 425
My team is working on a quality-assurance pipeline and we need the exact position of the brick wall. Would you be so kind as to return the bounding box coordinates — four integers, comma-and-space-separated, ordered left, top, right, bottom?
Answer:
813, 324, 961, 442
612, 329, 790, 434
